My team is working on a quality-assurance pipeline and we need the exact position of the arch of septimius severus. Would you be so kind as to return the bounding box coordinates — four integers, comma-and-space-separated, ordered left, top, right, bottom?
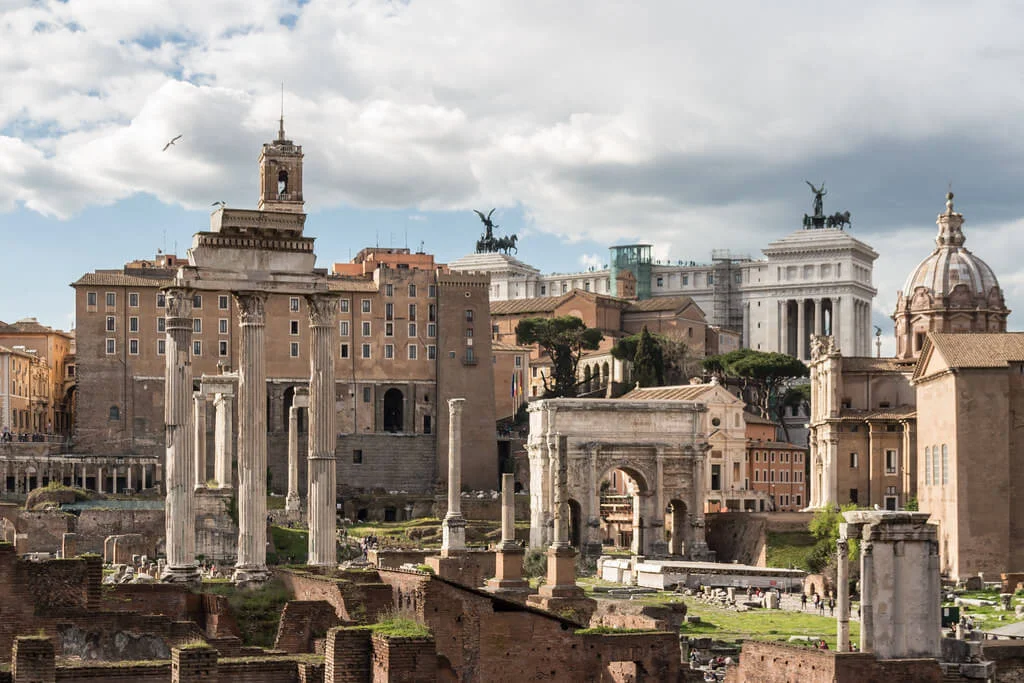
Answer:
161, 121, 339, 583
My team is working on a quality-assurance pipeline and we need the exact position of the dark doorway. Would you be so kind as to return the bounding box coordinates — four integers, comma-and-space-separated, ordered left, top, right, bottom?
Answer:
383, 388, 404, 432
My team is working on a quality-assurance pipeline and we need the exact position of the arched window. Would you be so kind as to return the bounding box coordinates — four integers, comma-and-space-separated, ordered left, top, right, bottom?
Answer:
109, 405, 120, 421
932, 444, 939, 485
277, 169, 288, 196
941, 444, 949, 485
924, 446, 931, 486
383, 388, 404, 433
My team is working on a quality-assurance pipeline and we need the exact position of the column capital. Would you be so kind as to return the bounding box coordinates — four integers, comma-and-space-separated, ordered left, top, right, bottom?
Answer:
448, 397, 465, 415
165, 288, 193, 326
306, 293, 340, 327
234, 292, 268, 325
836, 538, 848, 554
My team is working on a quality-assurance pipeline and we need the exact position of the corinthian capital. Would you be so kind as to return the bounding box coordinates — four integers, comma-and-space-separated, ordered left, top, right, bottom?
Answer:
234, 292, 268, 325
165, 288, 193, 319
306, 294, 339, 327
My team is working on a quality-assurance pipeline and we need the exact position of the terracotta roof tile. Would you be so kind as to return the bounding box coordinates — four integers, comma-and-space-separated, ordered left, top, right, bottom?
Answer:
620, 384, 717, 401
489, 293, 575, 315
841, 357, 916, 373
491, 341, 532, 352
72, 272, 171, 288
624, 296, 697, 313
836, 407, 916, 421
926, 332, 1024, 369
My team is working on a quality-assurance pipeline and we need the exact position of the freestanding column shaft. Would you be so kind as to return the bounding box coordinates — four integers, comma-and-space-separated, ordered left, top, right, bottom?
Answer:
194, 393, 207, 487
161, 288, 199, 583
233, 292, 270, 584
286, 405, 302, 513
860, 539, 874, 652
500, 472, 516, 548
837, 537, 850, 651
213, 393, 233, 488
552, 434, 569, 548
441, 398, 467, 556
307, 295, 339, 567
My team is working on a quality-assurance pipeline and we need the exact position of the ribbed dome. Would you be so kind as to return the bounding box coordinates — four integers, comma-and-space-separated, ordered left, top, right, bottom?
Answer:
902, 193, 1001, 298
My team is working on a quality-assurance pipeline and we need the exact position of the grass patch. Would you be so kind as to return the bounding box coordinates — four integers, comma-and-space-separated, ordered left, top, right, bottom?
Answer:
679, 599, 859, 650
269, 526, 308, 565
266, 496, 286, 511
765, 531, 816, 571
369, 617, 431, 639
201, 579, 292, 648
576, 626, 660, 635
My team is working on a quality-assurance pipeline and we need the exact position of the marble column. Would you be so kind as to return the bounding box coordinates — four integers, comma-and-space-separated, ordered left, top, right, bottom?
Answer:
161, 288, 199, 583
826, 438, 839, 507
213, 394, 233, 489
194, 393, 207, 487
233, 292, 269, 584
796, 300, 806, 360
860, 539, 874, 652
285, 404, 302, 513
97, 466, 104, 493
441, 398, 467, 556
307, 294, 339, 567
127, 464, 133, 492
779, 300, 789, 355
814, 298, 823, 336
837, 537, 850, 652
487, 472, 528, 591
833, 297, 841, 349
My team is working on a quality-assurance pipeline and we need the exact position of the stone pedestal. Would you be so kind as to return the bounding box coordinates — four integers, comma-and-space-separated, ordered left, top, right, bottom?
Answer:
233, 292, 270, 585
162, 288, 200, 584
306, 295, 338, 567
441, 398, 467, 557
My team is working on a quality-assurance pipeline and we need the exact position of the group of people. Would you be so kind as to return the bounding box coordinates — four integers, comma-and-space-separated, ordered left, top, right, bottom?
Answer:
801, 591, 836, 616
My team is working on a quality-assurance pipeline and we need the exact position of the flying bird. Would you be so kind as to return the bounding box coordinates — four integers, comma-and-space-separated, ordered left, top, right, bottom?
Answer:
162, 134, 182, 152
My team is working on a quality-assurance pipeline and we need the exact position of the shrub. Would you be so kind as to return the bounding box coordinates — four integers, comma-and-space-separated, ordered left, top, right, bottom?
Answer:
523, 548, 548, 579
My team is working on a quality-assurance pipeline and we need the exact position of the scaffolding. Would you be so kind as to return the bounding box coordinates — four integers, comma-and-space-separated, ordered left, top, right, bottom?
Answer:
710, 249, 750, 334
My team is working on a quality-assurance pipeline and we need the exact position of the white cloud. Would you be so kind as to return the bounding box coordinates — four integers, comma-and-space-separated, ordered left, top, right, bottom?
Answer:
5, 0, 1024, 331
579, 253, 603, 269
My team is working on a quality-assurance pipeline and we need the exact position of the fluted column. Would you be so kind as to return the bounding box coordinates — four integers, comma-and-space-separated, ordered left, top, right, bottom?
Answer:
233, 292, 269, 584
194, 393, 207, 487
796, 300, 806, 360
213, 394, 233, 488
161, 287, 199, 583
441, 398, 467, 556
307, 294, 339, 567
286, 405, 302, 513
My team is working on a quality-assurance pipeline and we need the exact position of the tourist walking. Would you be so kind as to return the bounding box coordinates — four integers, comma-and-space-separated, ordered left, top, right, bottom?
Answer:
801, 592, 807, 610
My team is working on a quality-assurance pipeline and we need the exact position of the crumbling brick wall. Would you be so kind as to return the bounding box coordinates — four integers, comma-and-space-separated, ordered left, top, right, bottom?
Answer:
724, 641, 944, 683
274, 601, 342, 654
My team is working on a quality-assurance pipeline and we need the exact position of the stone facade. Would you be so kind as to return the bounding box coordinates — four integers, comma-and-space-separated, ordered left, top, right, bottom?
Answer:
912, 332, 1024, 579
527, 398, 709, 558
808, 341, 917, 509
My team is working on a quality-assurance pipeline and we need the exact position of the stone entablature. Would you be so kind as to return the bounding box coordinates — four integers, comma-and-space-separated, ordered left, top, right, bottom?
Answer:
527, 398, 710, 559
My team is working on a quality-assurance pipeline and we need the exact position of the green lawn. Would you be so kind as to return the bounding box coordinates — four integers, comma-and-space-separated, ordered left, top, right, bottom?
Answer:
681, 600, 859, 650
269, 526, 308, 565
765, 531, 816, 571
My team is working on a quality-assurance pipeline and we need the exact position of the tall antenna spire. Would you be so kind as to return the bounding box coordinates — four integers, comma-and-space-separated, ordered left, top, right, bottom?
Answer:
278, 83, 285, 141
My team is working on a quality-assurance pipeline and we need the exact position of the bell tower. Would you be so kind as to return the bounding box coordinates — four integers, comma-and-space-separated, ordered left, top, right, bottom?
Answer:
258, 105, 304, 214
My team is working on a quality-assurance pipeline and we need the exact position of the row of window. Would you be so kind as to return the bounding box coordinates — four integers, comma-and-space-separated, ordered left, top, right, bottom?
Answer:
104, 315, 447, 341
924, 445, 949, 486
105, 338, 442, 361
848, 449, 899, 474
382, 283, 436, 298
88, 290, 440, 313
752, 469, 804, 483
750, 451, 804, 463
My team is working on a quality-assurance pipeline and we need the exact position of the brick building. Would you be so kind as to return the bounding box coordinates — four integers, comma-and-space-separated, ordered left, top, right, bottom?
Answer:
746, 438, 807, 511
70, 127, 498, 495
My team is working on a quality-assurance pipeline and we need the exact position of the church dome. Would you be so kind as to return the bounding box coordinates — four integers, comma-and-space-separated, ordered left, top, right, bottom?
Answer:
901, 193, 1001, 299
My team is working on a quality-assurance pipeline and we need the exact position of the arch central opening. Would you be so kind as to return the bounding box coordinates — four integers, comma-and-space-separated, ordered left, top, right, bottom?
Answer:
598, 466, 648, 554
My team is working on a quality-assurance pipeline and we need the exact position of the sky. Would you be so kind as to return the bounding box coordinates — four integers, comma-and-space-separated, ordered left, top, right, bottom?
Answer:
3, 1, 1024, 356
